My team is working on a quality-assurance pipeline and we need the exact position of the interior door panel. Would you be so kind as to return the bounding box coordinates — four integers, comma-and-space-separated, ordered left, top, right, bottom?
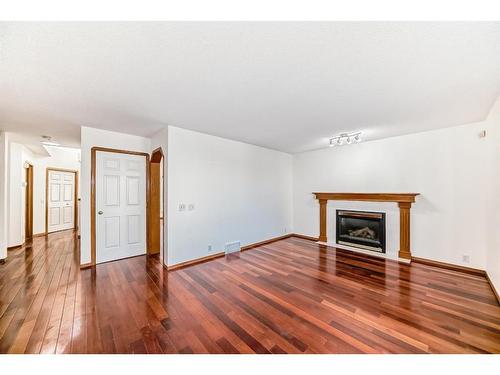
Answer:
95, 151, 146, 264
47, 170, 75, 233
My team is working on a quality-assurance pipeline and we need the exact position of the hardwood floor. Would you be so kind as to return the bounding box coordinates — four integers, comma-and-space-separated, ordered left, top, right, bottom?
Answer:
1, 230, 499, 354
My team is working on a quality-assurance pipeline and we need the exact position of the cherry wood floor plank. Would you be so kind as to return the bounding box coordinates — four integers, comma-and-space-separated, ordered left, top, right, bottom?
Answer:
1, 232, 499, 353
2, 238, 69, 354
24, 251, 70, 354
40, 243, 74, 354
55, 256, 78, 354
69, 268, 87, 353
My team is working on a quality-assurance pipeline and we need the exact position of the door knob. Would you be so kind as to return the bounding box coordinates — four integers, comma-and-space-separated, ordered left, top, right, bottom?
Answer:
98, 211, 103, 215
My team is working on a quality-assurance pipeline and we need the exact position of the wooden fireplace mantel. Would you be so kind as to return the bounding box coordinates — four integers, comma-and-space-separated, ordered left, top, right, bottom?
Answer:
313, 192, 419, 260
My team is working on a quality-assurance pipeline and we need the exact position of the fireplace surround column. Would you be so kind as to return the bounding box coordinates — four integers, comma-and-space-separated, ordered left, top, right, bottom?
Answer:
318, 199, 328, 242
398, 202, 412, 260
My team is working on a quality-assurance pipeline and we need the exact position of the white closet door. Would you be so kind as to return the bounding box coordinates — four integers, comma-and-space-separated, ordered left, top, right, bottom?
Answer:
95, 151, 146, 264
47, 170, 75, 233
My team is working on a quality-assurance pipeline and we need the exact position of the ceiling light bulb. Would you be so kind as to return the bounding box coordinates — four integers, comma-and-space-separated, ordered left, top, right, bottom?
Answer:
354, 134, 361, 143
41, 140, 61, 147
40, 135, 61, 147
346, 137, 352, 144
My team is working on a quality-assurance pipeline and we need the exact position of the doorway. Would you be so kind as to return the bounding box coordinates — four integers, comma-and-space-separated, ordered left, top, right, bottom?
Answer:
45, 168, 78, 234
25, 163, 33, 242
149, 147, 164, 257
46, 168, 78, 234
91, 147, 150, 265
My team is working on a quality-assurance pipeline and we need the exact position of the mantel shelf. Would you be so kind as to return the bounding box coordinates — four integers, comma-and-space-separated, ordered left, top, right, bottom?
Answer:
313, 192, 420, 203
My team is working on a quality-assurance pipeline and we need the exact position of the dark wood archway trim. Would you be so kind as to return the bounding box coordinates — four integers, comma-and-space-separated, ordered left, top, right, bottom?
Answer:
90, 147, 150, 267
25, 163, 34, 241
151, 147, 164, 163
149, 147, 164, 256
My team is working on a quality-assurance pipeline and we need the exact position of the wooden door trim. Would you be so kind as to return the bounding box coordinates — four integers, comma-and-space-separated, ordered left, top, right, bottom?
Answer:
91, 147, 151, 266
45, 167, 79, 236
151, 147, 164, 163
148, 147, 164, 256
25, 163, 34, 241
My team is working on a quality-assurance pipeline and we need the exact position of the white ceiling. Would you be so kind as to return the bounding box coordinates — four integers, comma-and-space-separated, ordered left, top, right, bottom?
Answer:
1, 22, 499, 153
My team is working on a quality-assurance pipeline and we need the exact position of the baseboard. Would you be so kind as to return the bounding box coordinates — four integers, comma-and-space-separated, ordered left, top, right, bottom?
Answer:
240, 234, 293, 251
164, 234, 500, 306
485, 272, 500, 306
166, 233, 335, 271
47, 228, 77, 235
411, 256, 486, 277
287, 238, 499, 306
8, 234, 45, 249
80, 262, 93, 269
290, 233, 320, 242
168, 233, 305, 271
167, 251, 225, 271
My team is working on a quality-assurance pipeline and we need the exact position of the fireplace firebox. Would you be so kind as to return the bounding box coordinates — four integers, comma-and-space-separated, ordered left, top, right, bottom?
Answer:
336, 210, 386, 253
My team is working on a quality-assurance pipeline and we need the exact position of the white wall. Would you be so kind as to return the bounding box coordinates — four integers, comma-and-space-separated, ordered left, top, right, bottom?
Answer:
166, 126, 293, 266
485, 98, 500, 294
0, 132, 8, 260
80, 126, 151, 265
7, 142, 24, 247
6, 143, 81, 247
293, 117, 494, 269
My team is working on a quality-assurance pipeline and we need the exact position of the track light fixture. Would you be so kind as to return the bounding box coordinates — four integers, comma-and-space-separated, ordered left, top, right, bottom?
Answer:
329, 132, 362, 147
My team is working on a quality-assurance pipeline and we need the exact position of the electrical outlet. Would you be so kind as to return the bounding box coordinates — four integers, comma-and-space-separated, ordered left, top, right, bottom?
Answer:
208, 245, 212, 252
188, 203, 195, 211
462, 255, 470, 263
178, 203, 186, 212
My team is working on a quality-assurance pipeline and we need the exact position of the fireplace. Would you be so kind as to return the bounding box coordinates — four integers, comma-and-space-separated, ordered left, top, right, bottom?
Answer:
336, 210, 386, 253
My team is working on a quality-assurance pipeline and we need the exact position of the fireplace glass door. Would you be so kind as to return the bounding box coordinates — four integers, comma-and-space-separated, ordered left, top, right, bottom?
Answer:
336, 210, 386, 253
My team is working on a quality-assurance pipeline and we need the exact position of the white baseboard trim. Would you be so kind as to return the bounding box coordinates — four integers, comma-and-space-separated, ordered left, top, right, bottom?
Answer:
318, 240, 402, 262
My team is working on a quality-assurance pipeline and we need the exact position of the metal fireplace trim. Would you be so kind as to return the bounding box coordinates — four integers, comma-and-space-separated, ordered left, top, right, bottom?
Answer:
336, 209, 386, 253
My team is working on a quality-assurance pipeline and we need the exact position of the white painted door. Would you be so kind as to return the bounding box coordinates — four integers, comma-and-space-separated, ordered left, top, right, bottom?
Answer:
95, 151, 147, 264
47, 170, 75, 233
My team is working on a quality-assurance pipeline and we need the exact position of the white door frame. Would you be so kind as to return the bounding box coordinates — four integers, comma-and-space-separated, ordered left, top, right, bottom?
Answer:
45, 168, 78, 235
90, 147, 150, 267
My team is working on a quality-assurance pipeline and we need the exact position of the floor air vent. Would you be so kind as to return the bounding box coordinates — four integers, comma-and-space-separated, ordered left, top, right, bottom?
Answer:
225, 241, 241, 254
